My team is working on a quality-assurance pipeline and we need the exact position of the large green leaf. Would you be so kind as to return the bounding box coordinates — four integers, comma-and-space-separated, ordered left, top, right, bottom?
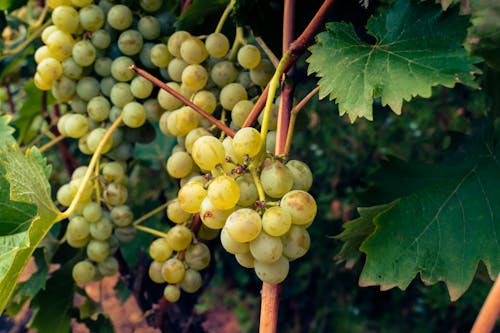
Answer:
358, 136, 500, 301
174, 0, 228, 31
307, 0, 479, 122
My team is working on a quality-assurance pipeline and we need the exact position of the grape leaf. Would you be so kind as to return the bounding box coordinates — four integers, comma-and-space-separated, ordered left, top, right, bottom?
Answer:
307, 0, 479, 122
174, 0, 228, 31
133, 123, 175, 169
358, 136, 500, 301
81, 314, 115, 333
0, 114, 15, 147
0, 0, 28, 11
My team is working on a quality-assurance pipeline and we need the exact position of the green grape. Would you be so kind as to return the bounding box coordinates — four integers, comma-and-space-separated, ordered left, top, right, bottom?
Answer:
167, 199, 191, 224
46, 29, 74, 60
138, 16, 161, 40
83, 202, 102, 223
98, 0, 113, 13
150, 43, 172, 67
110, 82, 134, 107
250, 59, 274, 87
70, 97, 87, 114
34, 46, 53, 64
222, 137, 243, 164
167, 58, 188, 82
185, 243, 211, 270
180, 269, 202, 293
177, 181, 207, 213
236, 174, 258, 207
286, 160, 313, 191
254, 256, 289, 284
224, 208, 262, 243
149, 261, 165, 283
87, 239, 111, 262
87, 128, 113, 153
107, 4, 133, 30
200, 197, 233, 229
94, 57, 112, 77
64, 113, 88, 139
180, 37, 208, 65
72, 0, 92, 6
159, 111, 174, 136
72, 40, 96, 67
220, 227, 250, 254
78, 134, 92, 155
41, 25, 57, 44
219, 83, 248, 111
52, 6, 79, 34
76, 77, 100, 101
56, 113, 71, 136
103, 161, 125, 183
149, 238, 173, 262
181, 64, 208, 91
103, 182, 128, 206
79, 5, 105, 31
210, 61, 238, 87
118, 29, 144, 56
34, 73, 52, 91
192, 90, 217, 114
87, 96, 111, 122
97, 256, 119, 276
282, 225, 310, 260
205, 32, 229, 58
233, 127, 262, 158
260, 160, 293, 198
185, 127, 211, 154
250, 231, 283, 264
163, 284, 181, 302
140, 0, 163, 12
122, 101, 147, 128
191, 136, 225, 170
157, 82, 183, 111
114, 226, 137, 243
231, 100, 253, 129
100, 77, 116, 96
207, 175, 240, 210
237, 44, 261, 69
111, 56, 135, 82
72, 165, 89, 179
258, 103, 278, 131
110, 205, 133, 227
67, 232, 90, 248
68, 176, 93, 201
166, 106, 199, 136
235, 252, 254, 268
237, 71, 252, 89
67, 216, 90, 241
167, 31, 191, 58
161, 258, 186, 284
280, 190, 317, 226
72, 260, 96, 284
90, 217, 113, 240
167, 225, 193, 251
166, 151, 193, 179
37, 58, 63, 83
144, 98, 163, 121
52, 76, 76, 102
262, 206, 292, 237
91, 29, 111, 49
139, 42, 155, 69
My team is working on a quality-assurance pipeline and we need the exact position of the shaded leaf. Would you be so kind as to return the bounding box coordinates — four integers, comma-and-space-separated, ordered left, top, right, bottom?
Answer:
307, 0, 479, 122
0, 114, 15, 147
114, 278, 132, 304
175, 0, 228, 31
133, 123, 175, 169
81, 314, 115, 333
0, 0, 28, 11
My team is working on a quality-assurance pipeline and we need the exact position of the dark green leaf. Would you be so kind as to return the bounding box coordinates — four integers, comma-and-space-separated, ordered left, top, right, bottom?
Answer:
81, 314, 115, 333
114, 278, 132, 304
174, 0, 229, 31
0, 0, 28, 11
133, 123, 175, 169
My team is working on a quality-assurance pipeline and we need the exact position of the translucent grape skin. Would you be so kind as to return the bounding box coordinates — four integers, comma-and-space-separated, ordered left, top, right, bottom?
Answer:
224, 208, 262, 243
185, 242, 211, 270
207, 175, 240, 210
262, 206, 292, 237
237, 44, 261, 69
233, 127, 262, 158
164, 284, 181, 302
205, 33, 230, 58
149, 237, 173, 262
72, 260, 96, 284
260, 160, 294, 199
254, 256, 289, 284
250, 231, 283, 264
167, 225, 193, 251
280, 190, 317, 225
178, 181, 207, 214
161, 258, 186, 284
191, 136, 226, 171
180, 269, 203, 293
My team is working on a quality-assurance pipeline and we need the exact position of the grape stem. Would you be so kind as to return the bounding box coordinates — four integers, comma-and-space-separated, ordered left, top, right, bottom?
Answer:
134, 225, 169, 238
228, 26, 245, 61
215, 0, 236, 33
94, 158, 101, 204
250, 167, 266, 202
471, 274, 500, 333
56, 114, 124, 221
129, 65, 235, 137
132, 201, 171, 226
38, 134, 66, 153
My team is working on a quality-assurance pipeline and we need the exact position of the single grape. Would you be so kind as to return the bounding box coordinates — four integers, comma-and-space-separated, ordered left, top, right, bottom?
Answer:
90, 217, 113, 240
167, 31, 191, 58
103, 182, 128, 206
236, 174, 258, 207
87, 96, 111, 122
200, 197, 234, 229
83, 202, 102, 223
254, 256, 289, 284
64, 114, 89, 138
166, 151, 193, 179
100, 77, 116, 97
262, 206, 292, 237
140, 0, 163, 12
97, 256, 119, 276
76, 76, 100, 101
191, 136, 225, 171
52, 6, 79, 34
122, 101, 147, 128
79, 5, 105, 31
72, 260, 96, 284
149, 261, 165, 283
260, 160, 294, 198
138, 16, 161, 40
107, 4, 133, 30
220, 227, 250, 254
210, 61, 238, 87
185, 243, 211, 270
157, 82, 183, 111
185, 127, 211, 154
161, 258, 186, 284
180, 269, 203, 293
67, 216, 90, 241
219, 83, 248, 111
280, 190, 317, 226
91, 29, 111, 49
46, 29, 74, 60
224, 208, 262, 243
231, 100, 253, 129
181, 64, 208, 91
118, 29, 144, 56
167, 58, 188, 82
94, 57, 112, 77
286, 160, 313, 191
207, 175, 240, 210
205, 32, 229, 58
111, 56, 135, 82
163, 284, 181, 302
110, 205, 133, 227
167, 199, 191, 224
86, 239, 111, 262
258, 103, 279, 131
250, 59, 274, 87
150, 43, 172, 67
149, 238, 173, 262
110, 82, 134, 107
167, 225, 193, 251
237, 44, 261, 69
86, 128, 113, 154
52, 76, 76, 102
180, 37, 208, 64
235, 252, 255, 268
177, 181, 207, 214
37, 58, 63, 82
233, 127, 262, 158
250, 231, 283, 264
281, 225, 310, 260
192, 90, 217, 114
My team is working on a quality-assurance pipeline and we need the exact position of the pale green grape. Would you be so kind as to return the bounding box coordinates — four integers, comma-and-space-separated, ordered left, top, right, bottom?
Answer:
220, 227, 249, 254
67, 216, 90, 241
210, 61, 238, 87
237, 44, 261, 69
224, 208, 262, 243
100, 77, 116, 96
166, 106, 199, 136
231, 100, 253, 129
79, 5, 105, 31
144, 98, 163, 121
280, 190, 317, 226
138, 16, 161, 40
234, 252, 254, 270
161, 258, 185, 284
205, 32, 229, 58
262, 206, 291, 237
200, 197, 233, 229
286, 160, 313, 191
177, 181, 207, 213
266, 130, 277, 153
52, 76, 76, 102
219, 83, 247, 110
70, 97, 87, 114
180, 38, 208, 64
103, 161, 126, 183
110, 82, 134, 107
149, 261, 165, 283
111, 56, 135, 82
46, 29, 74, 60
167, 199, 191, 224
250, 59, 274, 87
66, 232, 90, 248
149, 238, 173, 262
181, 64, 208, 91
107, 4, 133, 30
110, 205, 133, 227
166, 151, 193, 179
91, 29, 111, 49
86, 239, 110, 262
281, 225, 310, 260
180, 269, 202, 293
83, 202, 102, 223
72, 40, 96, 67
167, 31, 191, 58
94, 57, 112, 77
64, 113, 89, 138
72, 260, 96, 284
87, 96, 111, 122
97, 256, 119, 276
207, 175, 240, 210
237, 71, 252, 89
139, 42, 155, 69
191, 136, 225, 170
157, 82, 183, 110
114, 226, 137, 243
150, 43, 172, 67
37, 58, 63, 82
260, 160, 293, 198
250, 231, 283, 264
122, 101, 147, 128
118, 29, 144, 56
167, 225, 193, 251
52, 6, 79, 34
72, 165, 89, 179
90, 217, 113, 240
185, 127, 211, 154
254, 256, 289, 284
167, 58, 188, 82
87, 128, 113, 153
192, 90, 217, 114
76, 77, 100, 101
103, 182, 128, 206
185, 243, 211, 270
163, 284, 181, 302
140, 0, 163, 12
222, 137, 243, 164
159, 111, 174, 136
233, 127, 261, 158
236, 174, 258, 207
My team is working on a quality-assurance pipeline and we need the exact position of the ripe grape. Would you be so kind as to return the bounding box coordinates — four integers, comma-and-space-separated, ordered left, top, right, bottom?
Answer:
87, 128, 113, 153
94, 57, 113, 77
236, 174, 258, 207
87, 96, 111, 122
122, 101, 147, 128
167, 31, 191, 58
111, 56, 135, 82
86, 239, 111, 262
72, 260, 96, 284
210, 61, 238, 87
110, 82, 134, 107
200, 197, 233, 229
185, 127, 211, 153
167, 58, 188, 82
205, 32, 229, 58
149, 238, 173, 262
118, 29, 144, 56
52, 76, 76, 102
191, 136, 225, 170
83, 202, 102, 223
166, 151, 193, 179
254, 256, 289, 284
157, 82, 183, 111
262, 206, 292, 237
163, 284, 181, 302
185, 243, 211, 270
79, 5, 105, 31
280, 190, 317, 226
91, 29, 111, 49
149, 261, 165, 283
231, 100, 253, 129
46, 29, 74, 60
219, 83, 248, 110
180, 269, 202, 293
107, 4, 133, 30
90, 217, 113, 240
178, 181, 207, 213
224, 208, 262, 243
192, 90, 217, 114
150, 43, 172, 67
161, 258, 186, 284
207, 175, 240, 210
37, 58, 63, 82
97, 256, 119, 276
181, 64, 209, 91
138, 16, 161, 40
260, 160, 294, 198
233, 127, 262, 158
167, 199, 191, 224
76, 76, 100, 101
64, 113, 89, 138
180, 38, 208, 64
237, 44, 262, 69
52, 6, 79, 34
220, 227, 250, 254
67, 216, 90, 241
282, 225, 310, 260
286, 160, 313, 191
235, 252, 254, 268
110, 205, 133, 227
250, 231, 283, 264
250, 59, 274, 87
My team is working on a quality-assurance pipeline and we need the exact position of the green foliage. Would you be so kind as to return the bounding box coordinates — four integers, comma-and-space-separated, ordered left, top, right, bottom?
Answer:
307, 0, 479, 122
0, 0, 28, 12
80, 314, 115, 333
133, 123, 176, 169
174, 0, 228, 30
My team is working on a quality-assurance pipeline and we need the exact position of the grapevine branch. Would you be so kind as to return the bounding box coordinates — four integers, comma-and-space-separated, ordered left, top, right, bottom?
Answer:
129, 65, 235, 137
471, 274, 500, 333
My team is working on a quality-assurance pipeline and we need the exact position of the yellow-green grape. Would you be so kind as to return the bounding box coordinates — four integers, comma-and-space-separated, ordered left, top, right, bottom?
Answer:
79, 5, 105, 31
167, 31, 191, 58
159, 111, 174, 136
180, 37, 208, 64
89, 217, 113, 240
52, 76, 76, 102
163, 284, 181, 302
72, 165, 89, 179
37, 58, 63, 83
52, 6, 79, 34
103, 182, 128, 206
149, 238, 173, 262
70, 97, 87, 114
254, 256, 289, 284
82, 202, 102, 223
77, 77, 100, 101
91, 29, 111, 49
191, 136, 225, 170
178, 181, 207, 213
158, 82, 184, 111
231, 100, 253, 129
250, 59, 274, 87
258, 103, 279, 131
210, 61, 238, 87
68, 176, 93, 201
110, 205, 133, 227
67, 233, 90, 248
166, 106, 199, 136
181, 64, 208, 91
122, 102, 147, 128
220, 227, 250, 254
114, 226, 137, 243
197, 224, 219, 241
167, 58, 188, 82
205, 32, 229, 58
118, 29, 144, 56
235, 252, 255, 268
280, 190, 317, 226
107, 4, 133, 30
86, 239, 110, 262
166, 151, 193, 179
222, 137, 243, 164
64, 113, 89, 138
250, 231, 283, 264
94, 57, 112, 77
46, 29, 75, 60
161, 258, 186, 284
110, 82, 134, 107
180, 172, 206, 187
87, 128, 113, 153
286, 160, 313, 191
150, 43, 172, 67
72, 260, 96, 284
87, 96, 110, 122
167, 199, 191, 224
111, 56, 135, 82
282, 225, 310, 260
262, 206, 292, 237
236, 174, 258, 207
103, 161, 126, 183
41, 25, 57, 44
232, 127, 262, 158
62, 58, 83, 80
185, 242, 211, 270
200, 197, 233, 229
260, 160, 293, 198
219, 83, 248, 111
34, 73, 52, 90
72, 40, 97, 67
138, 16, 160, 40
207, 175, 240, 210
180, 269, 203, 293
131, 76, 153, 99
67, 216, 90, 241
237, 44, 261, 69
167, 225, 193, 251
97, 256, 119, 276
192, 90, 217, 114
185, 128, 211, 154
224, 208, 262, 243
149, 261, 165, 283
78, 134, 92, 155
